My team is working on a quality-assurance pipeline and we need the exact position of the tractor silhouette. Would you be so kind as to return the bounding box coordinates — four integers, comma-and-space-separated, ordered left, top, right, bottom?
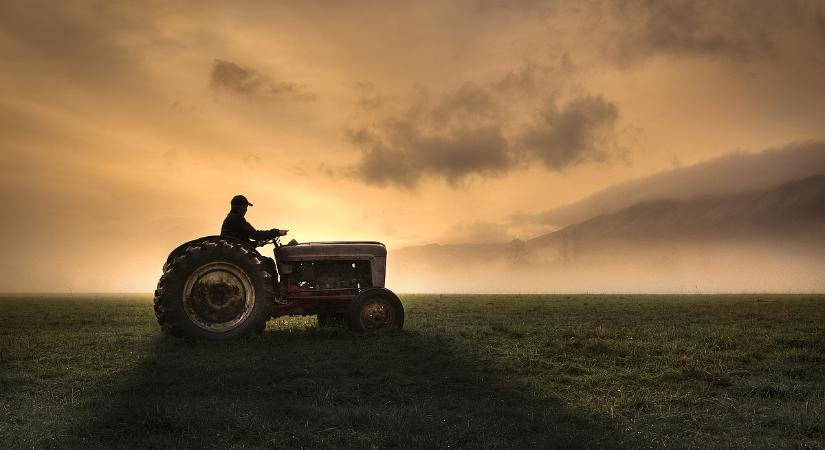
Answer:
154, 236, 403, 339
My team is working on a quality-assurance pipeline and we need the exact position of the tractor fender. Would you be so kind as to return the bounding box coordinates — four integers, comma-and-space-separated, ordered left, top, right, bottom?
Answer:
162, 236, 258, 271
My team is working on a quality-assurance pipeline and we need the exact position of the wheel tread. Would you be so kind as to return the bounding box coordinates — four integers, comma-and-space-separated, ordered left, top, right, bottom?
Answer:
153, 237, 276, 339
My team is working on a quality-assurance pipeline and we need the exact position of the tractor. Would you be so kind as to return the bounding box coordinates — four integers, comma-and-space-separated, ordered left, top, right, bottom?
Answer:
153, 236, 404, 339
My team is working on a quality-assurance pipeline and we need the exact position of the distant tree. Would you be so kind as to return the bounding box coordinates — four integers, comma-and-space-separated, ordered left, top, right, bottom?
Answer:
508, 238, 529, 262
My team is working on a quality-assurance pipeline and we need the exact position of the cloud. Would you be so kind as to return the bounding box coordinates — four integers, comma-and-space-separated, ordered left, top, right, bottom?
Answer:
519, 95, 619, 170
492, 59, 573, 96
517, 140, 825, 227
210, 59, 315, 102
608, 0, 825, 63
351, 122, 510, 188
349, 80, 511, 188
620, 0, 773, 59
349, 75, 622, 188
430, 82, 499, 128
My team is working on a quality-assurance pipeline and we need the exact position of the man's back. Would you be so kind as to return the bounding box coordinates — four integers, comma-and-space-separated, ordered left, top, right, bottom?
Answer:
221, 211, 253, 243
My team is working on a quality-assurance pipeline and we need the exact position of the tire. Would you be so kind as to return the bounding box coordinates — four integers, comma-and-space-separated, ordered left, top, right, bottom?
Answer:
346, 288, 404, 332
153, 237, 275, 340
317, 313, 345, 328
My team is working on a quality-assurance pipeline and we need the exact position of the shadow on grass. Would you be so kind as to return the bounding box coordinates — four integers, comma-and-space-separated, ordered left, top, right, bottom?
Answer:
69, 324, 641, 449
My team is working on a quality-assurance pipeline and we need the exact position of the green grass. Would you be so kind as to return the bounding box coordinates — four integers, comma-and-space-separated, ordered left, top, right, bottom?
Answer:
1, 294, 824, 449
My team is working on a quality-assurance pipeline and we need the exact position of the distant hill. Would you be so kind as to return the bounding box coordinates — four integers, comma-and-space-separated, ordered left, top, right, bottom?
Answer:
529, 174, 825, 248
389, 174, 825, 293
392, 174, 825, 265
527, 141, 825, 227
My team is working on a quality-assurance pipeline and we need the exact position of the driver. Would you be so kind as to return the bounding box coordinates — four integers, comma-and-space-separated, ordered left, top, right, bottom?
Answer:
221, 194, 288, 246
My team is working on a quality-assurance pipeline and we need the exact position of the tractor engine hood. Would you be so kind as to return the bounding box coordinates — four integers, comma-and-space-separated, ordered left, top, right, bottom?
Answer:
278, 241, 386, 260
277, 241, 387, 287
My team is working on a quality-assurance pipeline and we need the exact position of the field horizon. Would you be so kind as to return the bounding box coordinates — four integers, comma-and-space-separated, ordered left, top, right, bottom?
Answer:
3, 290, 825, 295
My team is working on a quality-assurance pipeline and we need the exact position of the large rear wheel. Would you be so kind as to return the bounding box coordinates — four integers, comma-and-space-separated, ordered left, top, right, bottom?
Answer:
154, 238, 275, 339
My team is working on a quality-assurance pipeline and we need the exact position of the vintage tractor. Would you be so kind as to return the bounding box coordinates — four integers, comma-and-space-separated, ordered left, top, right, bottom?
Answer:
153, 236, 404, 339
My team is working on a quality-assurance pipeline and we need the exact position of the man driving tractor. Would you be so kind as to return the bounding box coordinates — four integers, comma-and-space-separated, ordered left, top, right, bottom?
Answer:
221, 194, 288, 246
154, 193, 403, 339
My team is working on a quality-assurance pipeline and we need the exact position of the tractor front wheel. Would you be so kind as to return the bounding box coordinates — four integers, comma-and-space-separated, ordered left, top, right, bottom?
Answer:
346, 288, 404, 332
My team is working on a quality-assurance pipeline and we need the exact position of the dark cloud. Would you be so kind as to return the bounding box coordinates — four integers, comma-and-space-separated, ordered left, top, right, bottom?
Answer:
351, 122, 510, 188
492, 59, 573, 96
210, 59, 315, 102
430, 82, 498, 129
466, 0, 822, 65
519, 95, 618, 170
609, 0, 825, 62
350, 73, 622, 188
621, 0, 773, 59
350, 80, 510, 188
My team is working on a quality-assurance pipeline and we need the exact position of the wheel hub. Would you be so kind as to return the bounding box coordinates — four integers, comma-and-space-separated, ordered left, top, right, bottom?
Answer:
183, 262, 255, 332
360, 300, 394, 330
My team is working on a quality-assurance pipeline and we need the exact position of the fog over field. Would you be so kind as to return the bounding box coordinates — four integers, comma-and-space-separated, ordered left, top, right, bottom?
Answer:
391, 240, 825, 293
390, 144, 825, 293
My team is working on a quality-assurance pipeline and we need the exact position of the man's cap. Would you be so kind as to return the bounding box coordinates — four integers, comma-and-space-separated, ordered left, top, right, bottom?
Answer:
231, 194, 253, 207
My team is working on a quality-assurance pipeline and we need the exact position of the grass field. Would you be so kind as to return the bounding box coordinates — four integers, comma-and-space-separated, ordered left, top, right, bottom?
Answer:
1, 294, 824, 449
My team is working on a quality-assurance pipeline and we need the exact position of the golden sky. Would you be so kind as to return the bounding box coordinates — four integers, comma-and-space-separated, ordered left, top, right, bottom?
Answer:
1, 0, 825, 291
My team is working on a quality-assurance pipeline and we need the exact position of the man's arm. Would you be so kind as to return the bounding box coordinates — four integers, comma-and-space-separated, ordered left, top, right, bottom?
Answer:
241, 220, 287, 241
241, 220, 277, 241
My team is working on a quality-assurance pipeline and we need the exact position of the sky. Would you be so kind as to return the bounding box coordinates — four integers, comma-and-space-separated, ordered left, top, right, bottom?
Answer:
1, 0, 824, 292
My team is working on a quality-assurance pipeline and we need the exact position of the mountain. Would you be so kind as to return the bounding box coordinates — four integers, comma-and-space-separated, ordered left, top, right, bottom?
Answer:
526, 141, 825, 227
529, 174, 825, 248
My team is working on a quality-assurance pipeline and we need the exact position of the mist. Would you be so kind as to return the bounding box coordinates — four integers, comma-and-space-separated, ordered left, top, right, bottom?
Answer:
389, 238, 825, 294
390, 171, 825, 293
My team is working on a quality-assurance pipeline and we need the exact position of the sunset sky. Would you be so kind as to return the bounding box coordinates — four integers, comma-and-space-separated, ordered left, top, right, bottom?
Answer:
1, 0, 824, 292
